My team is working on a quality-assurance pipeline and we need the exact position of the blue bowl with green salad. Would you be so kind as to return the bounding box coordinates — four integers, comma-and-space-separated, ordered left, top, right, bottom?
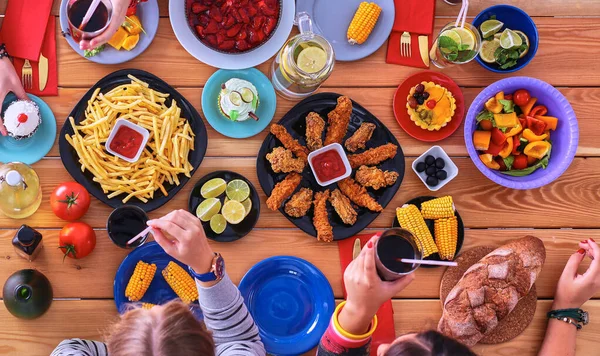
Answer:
473, 5, 538, 73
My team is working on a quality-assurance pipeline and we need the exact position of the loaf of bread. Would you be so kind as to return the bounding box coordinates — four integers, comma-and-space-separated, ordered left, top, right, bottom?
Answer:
438, 236, 546, 347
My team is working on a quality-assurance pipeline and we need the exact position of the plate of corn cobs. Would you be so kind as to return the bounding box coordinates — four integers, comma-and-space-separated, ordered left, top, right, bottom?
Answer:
392, 196, 465, 268
113, 242, 203, 317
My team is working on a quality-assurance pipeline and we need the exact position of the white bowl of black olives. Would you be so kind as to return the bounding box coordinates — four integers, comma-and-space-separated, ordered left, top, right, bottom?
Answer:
412, 146, 458, 191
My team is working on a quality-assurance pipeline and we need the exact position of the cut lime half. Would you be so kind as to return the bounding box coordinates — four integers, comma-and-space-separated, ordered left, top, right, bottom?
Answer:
226, 179, 250, 202
222, 200, 246, 224
240, 88, 254, 103
201, 178, 226, 199
453, 27, 476, 50
513, 30, 530, 58
499, 29, 522, 49
439, 30, 462, 47
241, 198, 252, 217
480, 19, 504, 38
196, 198, 222, 222
210, 214, 227, 234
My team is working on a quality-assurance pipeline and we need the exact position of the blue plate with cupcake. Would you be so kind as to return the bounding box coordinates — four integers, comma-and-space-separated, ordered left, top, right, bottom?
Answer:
202, 68, 277, 139
0, 94, 56, 164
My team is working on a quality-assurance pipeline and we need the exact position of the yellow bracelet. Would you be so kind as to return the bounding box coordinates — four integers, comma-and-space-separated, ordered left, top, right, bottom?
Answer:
333, 301, 378, 340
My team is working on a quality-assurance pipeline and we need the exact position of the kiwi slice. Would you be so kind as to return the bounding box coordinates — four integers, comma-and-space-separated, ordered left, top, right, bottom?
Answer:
240, 87, 254, 103
229, 91, 242, 106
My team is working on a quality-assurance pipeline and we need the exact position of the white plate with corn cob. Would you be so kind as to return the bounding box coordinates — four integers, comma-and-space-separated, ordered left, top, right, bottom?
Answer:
393, 196, 465, 267
114, 242, 203, 316
296, 0, 395, 61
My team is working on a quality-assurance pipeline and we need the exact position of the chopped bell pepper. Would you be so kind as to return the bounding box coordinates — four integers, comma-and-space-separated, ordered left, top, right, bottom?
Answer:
529, 105, 548, 118
485, 98, 503, 114
535, 115, 558, 131
493, 112, 518, 128
522, 128, 548, 142
479, 153, 500, 170
479, 119, 494, 131
486, 140, 504, 156
473, 130, 492, 151
520, 97, 538, 117
505, 122, 523, 137
524, 141, 551, 159
527, 155, 538, 165
495, 91, 505, 101
491, 127, 507, 146
526, 116, 547, 135
499, 137, 513, 158
512, 135, 523, 156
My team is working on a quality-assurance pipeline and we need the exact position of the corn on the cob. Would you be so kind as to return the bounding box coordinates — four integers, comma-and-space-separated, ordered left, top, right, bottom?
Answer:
141, 303, 156, 310
396, 204, 438, 257
435, 216, 458, 260
125, 261, 157, 302
347, 2, 382, 45
162, 261, 198, 303
421, 196, 455, 219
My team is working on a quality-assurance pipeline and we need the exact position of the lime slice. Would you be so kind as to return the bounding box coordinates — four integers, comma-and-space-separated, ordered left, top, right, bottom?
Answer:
240, 88, 254, 103
494, 33, 502, 39
222, 200, 246, 224
440, 30, 462, 47
196, 198, 222, 222
226, 179, 250, 202
453, 27, 476, 50
241, 198, 252, 217
296, 46, 327, 73
201, 178, 226, 199
480, 19, 504, 38
480, 38, 501, 63
229, 91, 242, 106
513, 30, 530, 58
210, 214, 227, 234
499, 29, 522, 49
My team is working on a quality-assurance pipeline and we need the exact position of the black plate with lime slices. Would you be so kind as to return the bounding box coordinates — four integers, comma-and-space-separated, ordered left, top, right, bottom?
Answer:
188, 171, 260, 242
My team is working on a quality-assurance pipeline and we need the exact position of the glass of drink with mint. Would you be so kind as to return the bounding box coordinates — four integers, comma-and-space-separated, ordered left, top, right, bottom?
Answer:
430, 23, 482, 68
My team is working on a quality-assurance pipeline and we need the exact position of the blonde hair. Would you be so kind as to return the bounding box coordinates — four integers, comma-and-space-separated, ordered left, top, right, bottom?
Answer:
107, 300, 215, 356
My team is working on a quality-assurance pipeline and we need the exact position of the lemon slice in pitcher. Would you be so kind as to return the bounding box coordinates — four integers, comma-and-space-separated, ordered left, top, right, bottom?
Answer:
297, 46, 327, 73
453, 27, 476, 50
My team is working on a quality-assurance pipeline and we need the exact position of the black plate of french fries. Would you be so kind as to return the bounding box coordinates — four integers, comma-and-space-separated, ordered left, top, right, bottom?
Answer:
59, 69, 208, 212
256, 93, 405, 241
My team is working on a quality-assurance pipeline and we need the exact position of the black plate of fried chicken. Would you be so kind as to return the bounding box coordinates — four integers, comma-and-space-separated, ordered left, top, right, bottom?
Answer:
256, 93, 406, 241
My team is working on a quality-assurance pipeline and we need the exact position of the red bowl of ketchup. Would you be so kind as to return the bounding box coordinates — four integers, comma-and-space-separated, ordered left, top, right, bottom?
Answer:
308, 143, 352, 186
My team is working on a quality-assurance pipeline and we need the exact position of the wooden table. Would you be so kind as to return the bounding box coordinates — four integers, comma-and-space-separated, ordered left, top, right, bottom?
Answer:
1, 1, 599, 354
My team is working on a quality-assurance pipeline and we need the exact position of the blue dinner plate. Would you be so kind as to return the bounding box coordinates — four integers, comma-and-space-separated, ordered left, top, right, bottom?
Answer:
113, 242, 202, 318
296, 0, 395, 61
239, 256, 334, 355
0, 94, 56, 165
202, 68, 277, 139
59, 0, 159, 64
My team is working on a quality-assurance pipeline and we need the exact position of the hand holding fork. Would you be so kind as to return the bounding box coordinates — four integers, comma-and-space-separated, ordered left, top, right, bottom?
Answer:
0, 56, 28, 136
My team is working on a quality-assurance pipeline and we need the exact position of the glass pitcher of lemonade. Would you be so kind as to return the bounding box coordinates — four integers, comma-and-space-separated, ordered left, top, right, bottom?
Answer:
271, 12, 335, 100
0, 162, 42, 219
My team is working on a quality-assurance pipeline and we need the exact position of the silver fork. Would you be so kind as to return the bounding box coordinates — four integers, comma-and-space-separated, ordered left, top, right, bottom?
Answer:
21, 59, 33, 89
400, 31, 411, 57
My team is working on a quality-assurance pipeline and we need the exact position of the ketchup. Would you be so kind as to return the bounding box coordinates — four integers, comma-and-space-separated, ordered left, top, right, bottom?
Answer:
311, 149, 346, 182
109, 125, 143, 159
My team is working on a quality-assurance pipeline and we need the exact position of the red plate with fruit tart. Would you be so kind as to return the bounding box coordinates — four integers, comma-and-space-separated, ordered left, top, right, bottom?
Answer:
393, 71, 465, 142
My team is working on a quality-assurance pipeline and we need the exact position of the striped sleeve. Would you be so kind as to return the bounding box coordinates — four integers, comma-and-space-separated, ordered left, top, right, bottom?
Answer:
196, 273, 266, 356
317, 320, 371, 356
50, 338, 108, 356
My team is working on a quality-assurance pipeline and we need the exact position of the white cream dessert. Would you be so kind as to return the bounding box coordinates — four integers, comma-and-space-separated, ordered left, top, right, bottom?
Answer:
218, 78, 259, 122
3, 100, 41, 140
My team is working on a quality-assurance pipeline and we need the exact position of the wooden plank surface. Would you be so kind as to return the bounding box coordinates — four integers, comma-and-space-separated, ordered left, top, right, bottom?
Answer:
2, 299, 598, 356
0, 229, 595, 299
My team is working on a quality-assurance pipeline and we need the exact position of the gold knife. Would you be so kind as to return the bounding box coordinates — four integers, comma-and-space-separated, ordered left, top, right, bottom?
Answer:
38, 53, 48, 91
418, 35, 430, 67
352, 238, 362, 260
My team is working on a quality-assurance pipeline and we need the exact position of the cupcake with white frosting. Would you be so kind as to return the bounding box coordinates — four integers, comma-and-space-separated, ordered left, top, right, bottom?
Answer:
218, 78, 259, 122
3, 100, 41, 140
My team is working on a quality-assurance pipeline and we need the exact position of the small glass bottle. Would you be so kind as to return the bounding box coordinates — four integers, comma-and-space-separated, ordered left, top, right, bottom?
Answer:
12, 225, 43, 262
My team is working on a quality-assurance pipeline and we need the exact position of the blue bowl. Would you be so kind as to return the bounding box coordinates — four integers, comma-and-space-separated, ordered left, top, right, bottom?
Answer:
473, 5, 539, 73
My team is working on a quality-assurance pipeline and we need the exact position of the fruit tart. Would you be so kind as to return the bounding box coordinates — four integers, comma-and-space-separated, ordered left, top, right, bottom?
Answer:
406, 82, 456, 131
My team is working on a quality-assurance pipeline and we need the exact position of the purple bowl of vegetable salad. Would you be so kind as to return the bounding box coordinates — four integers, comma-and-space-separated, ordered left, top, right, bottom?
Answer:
465, 77, 579, 190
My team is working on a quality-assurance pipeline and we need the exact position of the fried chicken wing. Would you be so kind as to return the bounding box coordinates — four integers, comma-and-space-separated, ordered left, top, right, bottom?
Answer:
337, 178, 383, 212
347, 143, 398, 169
305, 112, 326, 151
270, 124, 309, 162
329, 189, 357, 225
355, 166, 399, 190
266, 172, 302, 211
266, 147, 306, 173
324, 96, 352, 145
284, 188, 313, 218
345, 122, 376, 152
313, 190, 333, 242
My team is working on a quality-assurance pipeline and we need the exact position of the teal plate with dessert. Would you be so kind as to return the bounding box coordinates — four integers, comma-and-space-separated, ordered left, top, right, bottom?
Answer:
202, 68, 276, 139
0, 94, 56, 165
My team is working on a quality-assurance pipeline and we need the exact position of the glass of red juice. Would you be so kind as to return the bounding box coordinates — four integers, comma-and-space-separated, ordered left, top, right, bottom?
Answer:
375, 228, 423, 281
67, 0, 113, 43
107, 205, 149, 249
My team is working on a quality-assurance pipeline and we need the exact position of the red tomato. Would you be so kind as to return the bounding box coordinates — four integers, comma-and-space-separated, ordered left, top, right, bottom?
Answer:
50, 182, 91, 221
59, 222, 96, 260
513, 155, 528, 170
526, 116, 547, 136
495, 156, 507, 171
513, 89, 531, 107
491, 127, 507, 146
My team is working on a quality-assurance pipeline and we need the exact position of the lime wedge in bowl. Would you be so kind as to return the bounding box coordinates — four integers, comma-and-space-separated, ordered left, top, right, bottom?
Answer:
499, 29, 522, 49
480, 38, 501, 63
480, 19, 504, 38
513, 30, 530, 58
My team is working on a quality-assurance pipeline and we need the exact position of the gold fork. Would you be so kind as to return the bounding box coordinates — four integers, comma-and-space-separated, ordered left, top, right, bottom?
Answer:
21, 59, 33, 89
400, 31, 412, 57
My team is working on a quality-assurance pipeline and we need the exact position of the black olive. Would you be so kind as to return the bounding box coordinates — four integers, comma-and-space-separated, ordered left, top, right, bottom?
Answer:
416, 162, 426, 173
435, 158, 445, 169
416, 97, 425, 105
422, 92, 430, 99
436, 170, 448, 180
413, 93, 420, 99
426, 176, 439, 186
415, 84, 425, 93
425, 155, 435, 166
426, 166, 437, 176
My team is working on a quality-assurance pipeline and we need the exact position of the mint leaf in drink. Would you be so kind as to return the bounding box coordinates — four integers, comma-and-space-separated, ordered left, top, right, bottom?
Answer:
439, 36, 459, 52
459, 44, 470, 51
447, 53, 458, 61
498, 99, 514, 113
456, 50, 476, 62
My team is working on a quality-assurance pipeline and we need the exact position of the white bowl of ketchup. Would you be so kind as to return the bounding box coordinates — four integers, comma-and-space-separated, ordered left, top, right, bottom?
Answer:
105, 119, 150, 163
308, 143, 352, 186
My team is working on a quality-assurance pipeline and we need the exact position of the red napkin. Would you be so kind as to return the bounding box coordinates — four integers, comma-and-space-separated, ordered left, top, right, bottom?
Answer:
1, 0, 53, 61
338, 234, 396, 355
392, 0, 435, 35
386, 32, 432, 69
12, 17, 58, 96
